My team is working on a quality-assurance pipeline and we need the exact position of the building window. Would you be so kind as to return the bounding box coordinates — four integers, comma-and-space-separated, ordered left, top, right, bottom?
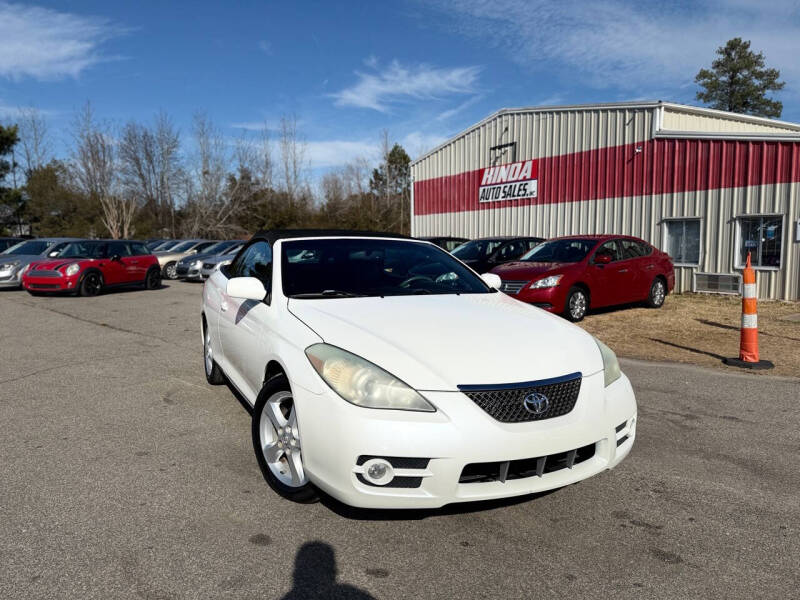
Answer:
738, 216, 782, 268
665, 219, 701, 265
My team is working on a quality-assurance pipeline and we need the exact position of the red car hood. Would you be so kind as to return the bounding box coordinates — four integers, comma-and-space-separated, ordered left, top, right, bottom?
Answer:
490, 261, 567, 279
28, 258, 93, 271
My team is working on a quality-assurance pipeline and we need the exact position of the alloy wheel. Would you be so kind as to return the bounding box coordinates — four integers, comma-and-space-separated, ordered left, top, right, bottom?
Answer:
259, 391, 307, 488
203, 327, 213, 376
652, 280, 665, 306
84, 274, 101, 296
165, 264, 177, 279
569, 290, 587, 320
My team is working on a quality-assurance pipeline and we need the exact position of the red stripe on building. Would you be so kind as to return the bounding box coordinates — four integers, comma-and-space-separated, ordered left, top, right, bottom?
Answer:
413, 139, 800, 216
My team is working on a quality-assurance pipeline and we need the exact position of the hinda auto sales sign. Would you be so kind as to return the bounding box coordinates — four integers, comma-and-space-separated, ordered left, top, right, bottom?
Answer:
478, 159, 538, 203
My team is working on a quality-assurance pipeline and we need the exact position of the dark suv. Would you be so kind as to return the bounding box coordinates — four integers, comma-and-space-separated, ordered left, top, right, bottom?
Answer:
451, 236, 544, 273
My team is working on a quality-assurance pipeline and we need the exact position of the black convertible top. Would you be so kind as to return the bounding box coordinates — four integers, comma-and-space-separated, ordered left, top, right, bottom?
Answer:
251, 229, 409, 246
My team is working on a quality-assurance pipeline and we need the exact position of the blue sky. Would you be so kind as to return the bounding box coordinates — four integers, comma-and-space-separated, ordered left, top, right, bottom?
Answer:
1, 0, 799, 172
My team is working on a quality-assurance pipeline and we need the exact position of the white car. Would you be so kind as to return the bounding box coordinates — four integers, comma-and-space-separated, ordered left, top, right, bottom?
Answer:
202, 230, 636, 509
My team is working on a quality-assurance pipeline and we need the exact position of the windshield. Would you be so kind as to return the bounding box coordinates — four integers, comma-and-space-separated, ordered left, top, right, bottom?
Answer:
451, 239, 505, 260
521, 239, 597, 263
282, 238, 491, 298
203, 240, 237, 254
2, 240, 54, 256
58, 241, 107, 259
154, 240, 179, 251
170, 241, 197, 252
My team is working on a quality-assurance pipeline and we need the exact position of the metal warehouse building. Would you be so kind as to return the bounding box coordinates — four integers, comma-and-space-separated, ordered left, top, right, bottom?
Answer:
410, 101, 800, 301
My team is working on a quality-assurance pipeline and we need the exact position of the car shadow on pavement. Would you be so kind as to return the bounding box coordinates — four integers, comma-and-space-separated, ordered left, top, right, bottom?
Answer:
696, 318, 800, 342
319, 487, 561, 521
648, 337, 725, 361
280, 541, 376, 600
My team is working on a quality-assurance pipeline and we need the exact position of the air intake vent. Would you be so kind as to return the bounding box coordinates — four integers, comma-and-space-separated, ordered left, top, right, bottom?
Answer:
693, 272, 741, 295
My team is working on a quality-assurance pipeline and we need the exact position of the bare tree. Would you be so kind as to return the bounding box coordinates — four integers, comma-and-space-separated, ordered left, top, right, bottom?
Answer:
16, 107, 51, 175
118, 111, 182, 235
71, 102, 135, 239
278, 114, 309, 204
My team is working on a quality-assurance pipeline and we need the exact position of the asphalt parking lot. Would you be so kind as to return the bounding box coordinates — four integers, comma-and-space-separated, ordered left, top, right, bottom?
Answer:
1, 282, 798, 600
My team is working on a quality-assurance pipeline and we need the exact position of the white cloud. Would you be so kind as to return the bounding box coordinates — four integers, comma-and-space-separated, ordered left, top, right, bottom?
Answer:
305, 139, 379, 168
400, 131, 449, 158
0, 100, 56, 119
0, 2, 121, 80
332, 59, 481, 112
436, 94, 483, 121
427, 0, 800, 96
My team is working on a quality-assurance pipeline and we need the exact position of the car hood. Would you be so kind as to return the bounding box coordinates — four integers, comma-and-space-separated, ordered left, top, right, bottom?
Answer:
0, 255, 46, 267
27, 258, 92, 271
287, 292, 603, 391
179, 252, 213, 265
491, 261, 571, 279
156, 251, 189, 263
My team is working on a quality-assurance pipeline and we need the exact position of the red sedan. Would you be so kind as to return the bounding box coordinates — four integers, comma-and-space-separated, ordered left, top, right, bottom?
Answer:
22, 240, 161, 296
490, 235, 675, 321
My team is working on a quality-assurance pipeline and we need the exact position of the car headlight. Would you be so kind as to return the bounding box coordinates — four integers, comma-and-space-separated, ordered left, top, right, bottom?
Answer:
594, 337, 621, 387
193, 260, 202, 268
64, 263, 80, 276
305, 343, 435, 412
0, 260, 20, 270
530, 274, 563, 289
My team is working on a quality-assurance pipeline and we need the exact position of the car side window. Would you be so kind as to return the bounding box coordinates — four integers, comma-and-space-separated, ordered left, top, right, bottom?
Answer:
230, 241, 272, 291
496, 241, 522, 260
594, 240, 620, 262
108, 241, 132, 257
131, 242, 149, 255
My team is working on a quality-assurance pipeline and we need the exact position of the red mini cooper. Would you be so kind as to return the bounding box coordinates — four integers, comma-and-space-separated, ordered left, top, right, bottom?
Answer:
22, 239, 161, 296
490, 235, 675, 322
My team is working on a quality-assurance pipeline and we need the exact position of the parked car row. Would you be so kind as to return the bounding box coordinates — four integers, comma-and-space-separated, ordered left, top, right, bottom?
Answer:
418, 234, 675, 322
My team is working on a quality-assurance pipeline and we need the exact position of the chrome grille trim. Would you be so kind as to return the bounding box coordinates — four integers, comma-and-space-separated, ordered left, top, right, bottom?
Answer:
499, 280, 528, 294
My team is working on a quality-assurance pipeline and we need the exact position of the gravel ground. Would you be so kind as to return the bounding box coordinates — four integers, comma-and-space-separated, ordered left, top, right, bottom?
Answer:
0, 282, 798, 600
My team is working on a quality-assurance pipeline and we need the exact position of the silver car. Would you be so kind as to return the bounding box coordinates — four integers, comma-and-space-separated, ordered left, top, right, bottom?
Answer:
176, 241, 243, 281
0, 238, 79, 289
155, 240, 216, 280
199, 248, 242, 280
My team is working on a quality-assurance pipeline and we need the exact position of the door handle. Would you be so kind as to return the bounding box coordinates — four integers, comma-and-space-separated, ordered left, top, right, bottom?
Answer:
645, 264, 655, 270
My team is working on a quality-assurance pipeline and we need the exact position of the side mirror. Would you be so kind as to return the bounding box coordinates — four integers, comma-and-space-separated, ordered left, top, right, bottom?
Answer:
481, 273, 502, 289
227, 276, 267, 301
594, 254, 612, 265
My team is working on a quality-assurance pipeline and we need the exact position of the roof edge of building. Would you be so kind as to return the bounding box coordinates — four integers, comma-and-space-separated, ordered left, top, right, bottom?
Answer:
411, 100, 800, 167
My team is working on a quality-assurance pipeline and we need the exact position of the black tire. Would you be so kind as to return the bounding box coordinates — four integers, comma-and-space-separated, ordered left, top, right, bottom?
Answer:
162, 262, 178, 280
646, 277, 667, 308
144, 267, 161, 290
251, 374, 318, 503
202, 320, 225, 385
79, 272, 103, 297
563, 286, 589, 322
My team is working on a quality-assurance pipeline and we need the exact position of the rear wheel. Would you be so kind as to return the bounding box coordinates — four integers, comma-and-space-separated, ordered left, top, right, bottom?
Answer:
252, 375, 317, 503
646, 277, 667, 308
144, 267, 161, 289
203, 321, 225, 385
564, 286, 588, 322
79, 272, 103, 297
163, 262, 178, 280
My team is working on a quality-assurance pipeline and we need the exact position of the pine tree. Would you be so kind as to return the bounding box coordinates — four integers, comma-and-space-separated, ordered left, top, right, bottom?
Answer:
695, 38, 785, 118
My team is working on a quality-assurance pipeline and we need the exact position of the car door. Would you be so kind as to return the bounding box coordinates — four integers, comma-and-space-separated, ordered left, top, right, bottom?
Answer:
217, 241, 275, 401
127, 242, 151, 281
619, 238, 651, 300
95, 243, 125, 285
107, 241, 139, 283
587, 240, 633, 307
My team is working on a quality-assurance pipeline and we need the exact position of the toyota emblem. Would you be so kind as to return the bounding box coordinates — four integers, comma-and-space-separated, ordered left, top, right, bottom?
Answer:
523, 392, 550, 415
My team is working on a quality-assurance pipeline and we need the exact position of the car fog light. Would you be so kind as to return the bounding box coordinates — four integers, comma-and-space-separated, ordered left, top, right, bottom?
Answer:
361, 458, 394, 486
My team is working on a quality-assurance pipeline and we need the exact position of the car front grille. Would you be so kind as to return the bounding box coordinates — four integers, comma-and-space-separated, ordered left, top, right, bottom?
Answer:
459, 442, 596, 484
28, 283, 60, 289
202, 263, 215, 270
499, 280, 528, 294
30, 270, 62, 278
459, 373, 582, 423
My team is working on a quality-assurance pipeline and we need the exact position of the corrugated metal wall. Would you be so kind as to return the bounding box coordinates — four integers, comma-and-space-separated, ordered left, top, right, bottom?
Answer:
411, 104, 800, 301
661, 106, 800, 134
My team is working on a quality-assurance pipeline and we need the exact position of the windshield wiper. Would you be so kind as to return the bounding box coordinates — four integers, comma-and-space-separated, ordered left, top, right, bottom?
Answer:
290, 290, 368, 298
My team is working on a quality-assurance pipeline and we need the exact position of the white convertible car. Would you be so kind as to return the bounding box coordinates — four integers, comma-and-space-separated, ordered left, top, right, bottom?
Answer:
202, 230, 636, 508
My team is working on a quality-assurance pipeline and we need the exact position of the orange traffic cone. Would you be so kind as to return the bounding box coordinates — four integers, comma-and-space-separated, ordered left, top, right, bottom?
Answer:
723, 252, 773, 370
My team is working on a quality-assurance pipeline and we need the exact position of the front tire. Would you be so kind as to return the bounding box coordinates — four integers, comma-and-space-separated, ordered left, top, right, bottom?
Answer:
163, 262, 178, 280
144, 267, 161, 290
252, 375, 317, 503
646, 277, 667, 308
79, 272, 103, 297
203, 321, 225, 385
564, 286, 588, 322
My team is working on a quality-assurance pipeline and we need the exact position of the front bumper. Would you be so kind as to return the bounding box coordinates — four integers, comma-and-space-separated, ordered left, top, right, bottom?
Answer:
0, 267, 22, 288
176, 264, 203, 280
294, 370, 636, 509
510, 285, 567, 313
22, 272, 79, 292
